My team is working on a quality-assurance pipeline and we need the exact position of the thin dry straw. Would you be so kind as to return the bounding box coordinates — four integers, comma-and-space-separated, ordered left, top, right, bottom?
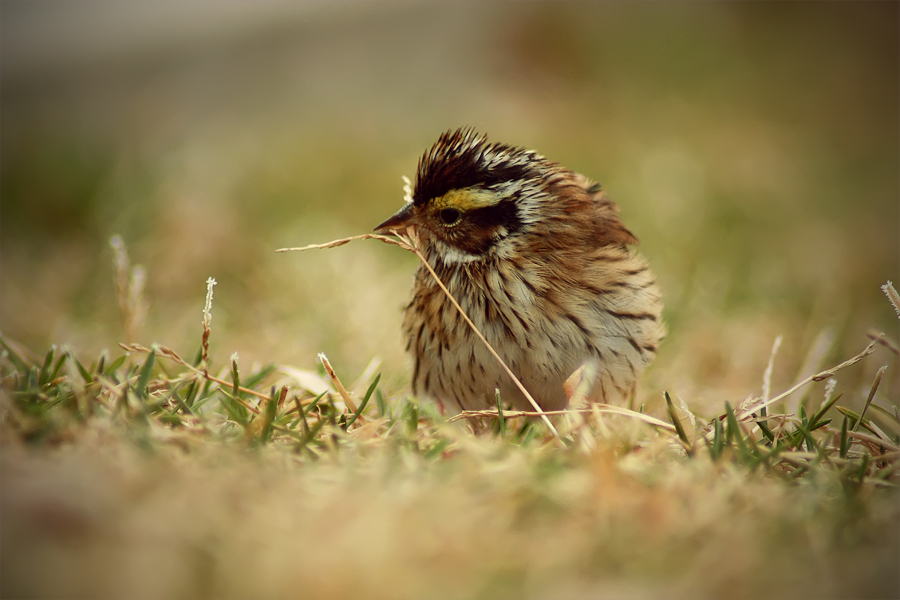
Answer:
318, 352, 359, 413
110, 235, 130, 307
449, 404, 676, 431
852, 365, 886, 433
109, 235, 147, 341
762, 334, 783, 405
201, 277, 217, 369
276, 234, 409, 253
883, 281, 900, 320
867, 331, 900, 356
720, 339, 880, 444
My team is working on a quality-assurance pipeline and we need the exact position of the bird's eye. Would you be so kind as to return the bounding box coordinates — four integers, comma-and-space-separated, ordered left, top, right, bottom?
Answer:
439, 208, 462, 226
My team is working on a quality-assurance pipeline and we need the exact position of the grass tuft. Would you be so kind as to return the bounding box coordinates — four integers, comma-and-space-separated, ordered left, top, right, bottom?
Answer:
1, 263, 898, 599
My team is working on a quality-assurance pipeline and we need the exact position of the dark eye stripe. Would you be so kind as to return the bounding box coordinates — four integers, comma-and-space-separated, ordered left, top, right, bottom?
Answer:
440, 199, 523, 257
467, 199, 522, 235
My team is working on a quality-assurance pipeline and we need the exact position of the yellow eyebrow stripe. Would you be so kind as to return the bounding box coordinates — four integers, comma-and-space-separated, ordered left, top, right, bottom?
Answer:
432, 187, 501, 211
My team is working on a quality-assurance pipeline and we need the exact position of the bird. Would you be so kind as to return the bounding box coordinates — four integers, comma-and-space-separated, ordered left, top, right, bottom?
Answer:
375, 127, 664, 416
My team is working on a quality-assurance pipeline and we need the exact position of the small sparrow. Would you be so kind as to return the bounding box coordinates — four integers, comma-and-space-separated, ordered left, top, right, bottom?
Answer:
376, 128, 664, 414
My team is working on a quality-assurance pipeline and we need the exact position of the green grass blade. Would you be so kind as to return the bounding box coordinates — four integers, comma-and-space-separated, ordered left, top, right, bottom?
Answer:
133, 348, 156, 399
809, 418, 832, 432
306, 390, 327, 415
227, 356, 248, 422
809, 392, 843, 430
839, 416, 850, 458
376, 389, 387, 418
0, 337, 29, 373
853, 366, 885, 433
105, 354, 128, 377
797, 406, 818, 453
516, 421, 535, 444
837, 407, 881, 437
38, 346, 56, 385
184, 379, 199, 408
191, 379, 215, 411
346, 373, 380, 428
407, 401, 419, 435
756, 418, 775, 444
665, 392, 691, 450
259, 387, 280, 443
170, 387, 197, 418
423, 438, 450, 459
495, 388, 506, 436
231, 357, 241, 397
70, 353, 95, 385
725, 402, 753, 459
710, 417, 724, 460
856, 454, 870, 486
50, 351, 68, 381
292, 396, 310, 437
293, 417, 326, 452
242, 364, 277, 389
220, 392, 249, 427
92, 351, 107, 376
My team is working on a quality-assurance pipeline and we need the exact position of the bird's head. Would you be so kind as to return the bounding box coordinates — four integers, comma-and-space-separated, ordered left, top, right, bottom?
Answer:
374, 128, 560, 264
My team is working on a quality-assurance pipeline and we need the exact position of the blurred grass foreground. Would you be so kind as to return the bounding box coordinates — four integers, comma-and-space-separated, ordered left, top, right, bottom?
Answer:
1, 2, 899, 599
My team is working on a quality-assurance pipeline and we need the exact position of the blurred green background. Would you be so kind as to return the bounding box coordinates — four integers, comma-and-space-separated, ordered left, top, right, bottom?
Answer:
2, 1, 897, 412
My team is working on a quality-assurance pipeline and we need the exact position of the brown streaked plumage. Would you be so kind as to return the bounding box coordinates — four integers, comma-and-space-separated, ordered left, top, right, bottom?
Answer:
376, 128, 664, 415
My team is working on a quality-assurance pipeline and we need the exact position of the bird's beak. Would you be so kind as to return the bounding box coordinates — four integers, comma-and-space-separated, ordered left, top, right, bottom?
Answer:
374, 203, 416, 235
